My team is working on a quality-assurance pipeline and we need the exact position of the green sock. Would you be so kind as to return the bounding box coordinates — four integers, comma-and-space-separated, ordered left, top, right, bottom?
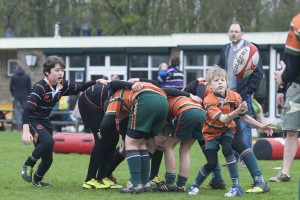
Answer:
177, 174, 187, 187
225, 154, 239, 185
240, 149, 262, 178
126, 149, 141, 187
165, 172, 176, 185
140, 149, 150, 185
195, 166, 209, 186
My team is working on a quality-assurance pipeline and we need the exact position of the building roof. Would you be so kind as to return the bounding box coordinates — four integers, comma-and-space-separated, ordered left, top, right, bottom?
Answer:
0, 32, 287, 50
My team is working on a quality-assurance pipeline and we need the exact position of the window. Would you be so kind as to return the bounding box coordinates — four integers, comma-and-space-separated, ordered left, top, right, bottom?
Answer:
90, 54, 105, 66
129, 54, 169, 80
131, 55, 148, 68
185, 54, 203, 66
70, 70, 86, 83
186, 69, 204, 84
7, 59, 18, 77
184, 51, 219, 85
69, 56, 86, 68
260, 51, 270, 66
151, 71, 159, 81
206, 53, 220, 66
75, 71, 84, 82
151, 55, 169, 68
110, 55, 126, 66
130, 71, 148, 79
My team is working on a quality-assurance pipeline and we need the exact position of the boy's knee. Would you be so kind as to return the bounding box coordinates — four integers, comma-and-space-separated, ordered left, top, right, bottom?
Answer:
222, 146, 232, 157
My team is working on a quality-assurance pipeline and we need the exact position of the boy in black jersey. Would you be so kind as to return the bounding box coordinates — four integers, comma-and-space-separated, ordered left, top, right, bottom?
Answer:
21, 55, 108, 186
78, 83, 123, 189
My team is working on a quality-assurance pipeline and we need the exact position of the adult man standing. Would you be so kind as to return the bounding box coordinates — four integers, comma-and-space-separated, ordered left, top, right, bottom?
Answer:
218, 21, 264, 164
271, 13, 300, 182
10, 66, 31, 131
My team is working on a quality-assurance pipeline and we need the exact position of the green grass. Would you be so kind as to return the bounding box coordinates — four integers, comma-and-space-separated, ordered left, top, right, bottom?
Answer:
0, 131, 299, 200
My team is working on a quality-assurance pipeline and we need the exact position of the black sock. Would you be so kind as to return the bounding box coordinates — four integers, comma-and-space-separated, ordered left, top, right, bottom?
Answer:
33, 172, 43, 183
150, 148, 163, 180
106, 149, 125, 176
24, 156, 37, 167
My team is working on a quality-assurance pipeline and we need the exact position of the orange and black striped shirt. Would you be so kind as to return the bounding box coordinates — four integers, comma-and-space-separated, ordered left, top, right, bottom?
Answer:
202, 89, 247, 141
25, 77, 93, 120
167, 96, 204, 118
105, 82, 167, 116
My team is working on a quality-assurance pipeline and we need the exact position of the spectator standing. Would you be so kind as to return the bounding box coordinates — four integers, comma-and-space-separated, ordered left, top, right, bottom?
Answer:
10, 66, 31, 131
158, 55, 184, 90
218, 21, 264, 160
272, 13, 300, 182
157, 62, 168, 88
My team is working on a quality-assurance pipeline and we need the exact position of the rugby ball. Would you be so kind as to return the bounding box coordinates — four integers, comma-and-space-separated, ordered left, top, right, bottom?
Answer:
233, 44, 259, 78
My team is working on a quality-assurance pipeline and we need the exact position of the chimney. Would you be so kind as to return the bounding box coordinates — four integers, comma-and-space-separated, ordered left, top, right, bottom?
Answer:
54, 22, 61, 38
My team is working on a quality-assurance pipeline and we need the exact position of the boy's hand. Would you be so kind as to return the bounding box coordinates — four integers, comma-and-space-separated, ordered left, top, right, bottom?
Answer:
128, 78, 139, 83
274, 60, 286, 88
96, 79, 110, 85
22, 131, 33, 145
131, 82, 144, 92
197, 77, 206, 82
261, 123, 276, 136
237, 101, 248, 113
189, 94, 202, 103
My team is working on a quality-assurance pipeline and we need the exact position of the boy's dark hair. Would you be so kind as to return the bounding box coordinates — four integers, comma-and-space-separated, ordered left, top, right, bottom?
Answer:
43, 55, 66, 75
229, 21, 244, 32
169, 55, 180, 67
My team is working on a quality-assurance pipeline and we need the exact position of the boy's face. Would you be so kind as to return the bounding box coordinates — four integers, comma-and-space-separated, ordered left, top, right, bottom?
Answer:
209, 75, 227, 95
160, 63, 168, 71
46, 64, 65, 85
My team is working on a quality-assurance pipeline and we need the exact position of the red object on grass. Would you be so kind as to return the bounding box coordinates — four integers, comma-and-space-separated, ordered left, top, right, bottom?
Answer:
53, 133, 94, 154
253, 138, 300, 160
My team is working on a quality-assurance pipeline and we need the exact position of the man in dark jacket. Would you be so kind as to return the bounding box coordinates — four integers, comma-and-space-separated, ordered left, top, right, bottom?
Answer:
218, 21, 264, 163
10, 66, 32, 131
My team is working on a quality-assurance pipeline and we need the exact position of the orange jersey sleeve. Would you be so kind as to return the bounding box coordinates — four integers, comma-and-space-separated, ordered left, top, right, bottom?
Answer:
285, 13, 300, 56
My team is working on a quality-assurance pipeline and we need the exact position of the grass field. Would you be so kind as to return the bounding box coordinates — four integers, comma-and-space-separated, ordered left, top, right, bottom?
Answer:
0, 131, 299, 200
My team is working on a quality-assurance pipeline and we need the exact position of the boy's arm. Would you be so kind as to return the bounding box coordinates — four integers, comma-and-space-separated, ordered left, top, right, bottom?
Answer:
240, 115, 274, 136
163, 88, 201, 103
109, 80, 134, 93
128, 78, 160, 87
158, 70, 167, 77
218, 101, 248, 124
183, 79, 198, 94
21, 108, 33, 145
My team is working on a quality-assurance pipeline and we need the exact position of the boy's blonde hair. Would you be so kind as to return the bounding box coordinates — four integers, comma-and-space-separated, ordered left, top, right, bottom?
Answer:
206, 65, 227, 84
158, 62, 168, 70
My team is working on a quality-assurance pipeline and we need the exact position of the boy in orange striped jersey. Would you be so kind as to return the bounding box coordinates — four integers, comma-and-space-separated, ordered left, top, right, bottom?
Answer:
153, 91, 205, 192
100, 79, 168, 194
185, 78, 271, 193
188, 66, 273, 197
